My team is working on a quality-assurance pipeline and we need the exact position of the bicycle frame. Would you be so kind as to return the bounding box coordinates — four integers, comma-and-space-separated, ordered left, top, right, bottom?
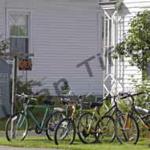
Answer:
23, 104, 53, 131
82, 95, 124, 140
121, 92, 150, 130
131, 103, 150, 129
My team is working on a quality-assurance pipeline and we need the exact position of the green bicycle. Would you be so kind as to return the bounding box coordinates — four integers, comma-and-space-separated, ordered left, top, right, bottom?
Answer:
5, 93, 65, 141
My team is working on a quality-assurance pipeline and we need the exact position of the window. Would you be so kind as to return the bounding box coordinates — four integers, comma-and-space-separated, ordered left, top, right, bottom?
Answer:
8, 12, 30, 54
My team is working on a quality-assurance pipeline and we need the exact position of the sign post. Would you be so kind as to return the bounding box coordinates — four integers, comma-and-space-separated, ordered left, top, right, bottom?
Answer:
11, 56, 17, 115
10, 52, 33, 115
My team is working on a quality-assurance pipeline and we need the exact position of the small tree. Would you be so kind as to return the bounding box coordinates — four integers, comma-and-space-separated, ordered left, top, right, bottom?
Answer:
115, 10, 150, 79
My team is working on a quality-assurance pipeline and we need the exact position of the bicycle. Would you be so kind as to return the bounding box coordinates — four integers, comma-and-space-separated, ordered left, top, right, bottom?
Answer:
5, 93, 65, 141
54, 94, 85, 145
77, 96, 118, 144
77, 92, 140, 144
118, 92, 150, 144
101, 93, 140, 145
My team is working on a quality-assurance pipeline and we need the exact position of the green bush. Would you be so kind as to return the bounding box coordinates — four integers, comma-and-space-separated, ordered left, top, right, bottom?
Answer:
14, 78, 51, 112
134, 80, 150, 108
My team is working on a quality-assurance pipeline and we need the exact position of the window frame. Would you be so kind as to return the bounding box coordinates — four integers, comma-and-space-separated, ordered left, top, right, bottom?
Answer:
7, 9, 31, 54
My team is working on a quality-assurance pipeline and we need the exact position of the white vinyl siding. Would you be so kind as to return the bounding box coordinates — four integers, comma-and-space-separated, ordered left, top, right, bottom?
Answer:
0, 0, 149, 95
2, 0, 102, 95
30, 0, 102, 95
0, 1, 6, 39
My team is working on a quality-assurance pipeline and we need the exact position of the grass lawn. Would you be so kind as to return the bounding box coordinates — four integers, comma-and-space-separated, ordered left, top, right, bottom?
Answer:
0, 136, 149, 150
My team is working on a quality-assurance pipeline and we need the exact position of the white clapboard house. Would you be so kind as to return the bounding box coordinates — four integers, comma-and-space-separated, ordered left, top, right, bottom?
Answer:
0, 0, 149, 102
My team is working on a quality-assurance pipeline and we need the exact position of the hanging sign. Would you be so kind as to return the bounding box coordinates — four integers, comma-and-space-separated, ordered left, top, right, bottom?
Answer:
18, 58, 32, 70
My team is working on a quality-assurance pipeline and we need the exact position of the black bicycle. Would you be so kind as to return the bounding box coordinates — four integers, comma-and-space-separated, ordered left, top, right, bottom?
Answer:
54, 95, 85, 145
77, 95, 119, 144
77, 93, 140, 144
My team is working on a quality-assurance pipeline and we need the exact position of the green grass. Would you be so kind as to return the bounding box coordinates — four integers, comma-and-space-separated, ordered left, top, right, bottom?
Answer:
0, 136, 149, 150
0, 118, 7, 130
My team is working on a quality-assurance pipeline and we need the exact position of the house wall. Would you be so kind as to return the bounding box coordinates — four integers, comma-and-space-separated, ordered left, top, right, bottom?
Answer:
1, 0, 147, 96
117, 0, 150, 91
1, 0, 103, 95
31, 0, 103, 95
0, 0, 5, 39
0, 59, 10, 118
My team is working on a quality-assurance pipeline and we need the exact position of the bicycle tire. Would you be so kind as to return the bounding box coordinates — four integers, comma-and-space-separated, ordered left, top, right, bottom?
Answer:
116, 113, 140, 144
77, 112, 97, 144
142, 113, 150, 129
95, 115, 117, 143
46, 111, 65, 140
54, 118, 76, 145
5, 112, 28, 141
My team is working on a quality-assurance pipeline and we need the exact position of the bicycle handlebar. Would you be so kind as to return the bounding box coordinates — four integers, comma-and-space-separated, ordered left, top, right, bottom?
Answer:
16, 93, 37, 104
102, 92, 145, 104
59, 94, 89, 107
119, 92, 144, 100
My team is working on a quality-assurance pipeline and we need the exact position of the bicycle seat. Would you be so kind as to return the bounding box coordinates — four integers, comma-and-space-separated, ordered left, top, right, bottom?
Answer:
90, 102, 103, 108
54, 107, 65, 112
44, 100, 54, 105
60, 96, 77, 105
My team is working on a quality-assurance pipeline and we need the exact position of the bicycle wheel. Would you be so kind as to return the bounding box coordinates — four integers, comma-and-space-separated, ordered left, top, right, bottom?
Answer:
116, 113, 139, 144
142, 114, 150, 129
54, 118, 76, 145
95, 115, 116, 143
5, 112, 28, 141
77, 112, 97, 144
46, 111, 65, 140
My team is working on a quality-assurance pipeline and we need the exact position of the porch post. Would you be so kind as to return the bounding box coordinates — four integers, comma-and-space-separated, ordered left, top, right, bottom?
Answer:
99, 0, 123, 96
